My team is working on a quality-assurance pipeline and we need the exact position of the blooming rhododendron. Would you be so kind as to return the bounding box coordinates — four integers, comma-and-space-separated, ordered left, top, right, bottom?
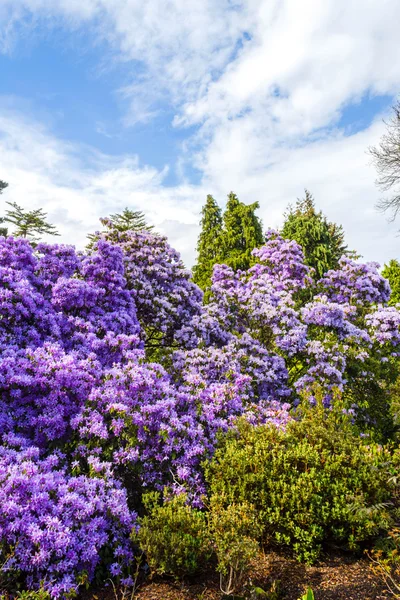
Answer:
1, 226, 400, 597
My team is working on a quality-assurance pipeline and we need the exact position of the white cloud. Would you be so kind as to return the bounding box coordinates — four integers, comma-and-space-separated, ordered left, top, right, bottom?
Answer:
177, 0, 400, 132
0, 104, 398, 269
0, 1, 400, 268
0, 106, 206, 264
0, 0, 248, 122
201, 118, 400, 266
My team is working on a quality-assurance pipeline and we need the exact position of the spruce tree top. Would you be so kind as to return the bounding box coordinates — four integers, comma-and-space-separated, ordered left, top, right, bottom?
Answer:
192, 191, 264, 294
107, 208, 154, 232
221, 191, 263, 271
192, 194, 223, 292
282, 190, 347, 279
88, 207, 154, 247
0, 180, 8, 195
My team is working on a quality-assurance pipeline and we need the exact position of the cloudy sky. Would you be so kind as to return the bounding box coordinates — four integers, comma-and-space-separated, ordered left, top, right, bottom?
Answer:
0, 0, 399, 266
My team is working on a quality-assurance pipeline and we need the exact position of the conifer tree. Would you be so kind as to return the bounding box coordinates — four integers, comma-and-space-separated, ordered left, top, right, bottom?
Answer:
192, 194, 223, 292
3, 201, 59, 243
382, 259, 400, 305
88, 207, 154, 246
107, 208, 154, 232
220, 192, 264, 271
193, 192, 264, 293
281, 190, 347, 278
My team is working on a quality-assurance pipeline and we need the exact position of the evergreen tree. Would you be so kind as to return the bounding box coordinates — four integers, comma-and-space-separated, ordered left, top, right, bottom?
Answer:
3, 202, 59, 243
382, 259, 400, 305
192, 195, 223, 292
220, 192, 264, 271
193, 192, 264, 294
281, 190, 347, 279
107, 208, 154, 232
0, 179, 9, 236
88, 207, 154, 246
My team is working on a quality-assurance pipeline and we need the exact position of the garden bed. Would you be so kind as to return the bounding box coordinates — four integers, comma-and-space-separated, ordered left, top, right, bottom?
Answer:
84, 551, 391, 600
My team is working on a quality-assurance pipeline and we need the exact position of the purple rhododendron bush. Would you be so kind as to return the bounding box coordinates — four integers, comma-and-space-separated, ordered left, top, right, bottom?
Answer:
1, 225, 400, 597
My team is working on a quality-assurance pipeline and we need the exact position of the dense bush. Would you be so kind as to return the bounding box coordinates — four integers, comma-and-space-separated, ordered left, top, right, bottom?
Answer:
206, 392, 393, 563
0, 445, 135, 597
1, 222, 400, 596
208, 497, 259, 595
134, 492, 210, 577
367, 446, 400, 596
134, 491, 259, 593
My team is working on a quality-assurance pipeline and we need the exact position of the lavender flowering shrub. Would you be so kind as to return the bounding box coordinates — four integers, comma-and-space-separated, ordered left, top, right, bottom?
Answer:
0, 227, 400, 596
179, 231, 399, 431
92, 220, 203, 351
0, 444, 136, 598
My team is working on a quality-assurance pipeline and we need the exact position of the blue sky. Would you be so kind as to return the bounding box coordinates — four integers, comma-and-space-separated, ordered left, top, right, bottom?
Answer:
0, 0, 399, 266
0, 33, 196, 184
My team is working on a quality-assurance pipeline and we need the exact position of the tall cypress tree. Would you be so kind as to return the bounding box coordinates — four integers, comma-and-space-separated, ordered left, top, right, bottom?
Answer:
193, 192, 263, 294
192, 194, 223, 292
220, 192, 263, 271
281, 190, 347, 279
382, 259, 400, 305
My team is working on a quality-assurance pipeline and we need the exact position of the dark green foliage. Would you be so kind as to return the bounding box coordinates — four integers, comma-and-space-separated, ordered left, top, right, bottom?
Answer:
382, 259, 400, 306
281, 190, 347, 278
192, 195, 223, 293
3, 202, 59, 242
88, 208, 154, 246
133, 492, 211, 577
105, 208, 154, 232
192, 192, 263, 293
208, 496, 259, 595
221, 192, 264, 272
205, 392, 392, 564
341, 348, 398, 442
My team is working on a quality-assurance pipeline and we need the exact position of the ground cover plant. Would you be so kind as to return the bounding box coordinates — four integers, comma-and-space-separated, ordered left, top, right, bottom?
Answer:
1, 216, 400, 598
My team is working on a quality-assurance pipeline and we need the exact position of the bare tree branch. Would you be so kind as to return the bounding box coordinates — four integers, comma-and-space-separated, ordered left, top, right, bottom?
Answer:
368, 99, 400, 220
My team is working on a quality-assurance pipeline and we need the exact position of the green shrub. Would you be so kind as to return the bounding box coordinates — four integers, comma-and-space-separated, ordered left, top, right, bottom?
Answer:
133, 491, 211, 577
205, 395, 392, 563
208, 496, 259, 595
367, 447, 400, 597
0, 589, 52, 600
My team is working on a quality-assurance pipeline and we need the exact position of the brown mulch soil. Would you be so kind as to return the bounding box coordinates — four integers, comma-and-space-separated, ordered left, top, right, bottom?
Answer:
83, 551, 393, 600
249, 550, 391, 600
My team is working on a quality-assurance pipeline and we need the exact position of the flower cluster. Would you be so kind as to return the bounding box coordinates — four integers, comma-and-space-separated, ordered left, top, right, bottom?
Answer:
1, 226, 400, 597
0, 444, 135, 598
93, 221, 203, 349
318, 257, 390, 305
